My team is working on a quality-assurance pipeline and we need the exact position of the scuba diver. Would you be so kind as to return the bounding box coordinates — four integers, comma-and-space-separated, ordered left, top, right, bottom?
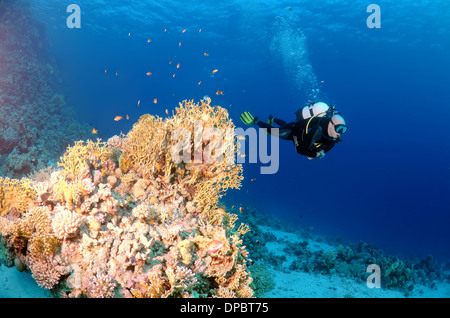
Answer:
240, 102, 347, 160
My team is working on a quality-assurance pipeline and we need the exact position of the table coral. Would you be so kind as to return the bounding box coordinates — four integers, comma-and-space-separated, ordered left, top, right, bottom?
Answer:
0, 100, 253, 298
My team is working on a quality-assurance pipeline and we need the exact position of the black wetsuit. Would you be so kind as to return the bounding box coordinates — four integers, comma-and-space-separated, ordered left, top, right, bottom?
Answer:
257, 116, 339, 158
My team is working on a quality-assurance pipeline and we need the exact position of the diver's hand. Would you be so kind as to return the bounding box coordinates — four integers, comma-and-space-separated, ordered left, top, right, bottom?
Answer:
316, 150, 325, 159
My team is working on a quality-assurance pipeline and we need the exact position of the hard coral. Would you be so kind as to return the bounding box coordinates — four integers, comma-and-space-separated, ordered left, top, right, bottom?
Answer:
0, 100, 253, 298
51, 209, 82, 240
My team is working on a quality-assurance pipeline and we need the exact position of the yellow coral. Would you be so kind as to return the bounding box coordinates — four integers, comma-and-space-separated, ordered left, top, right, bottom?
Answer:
0, 177, 37, 216
54, 178, 84, 206
57, 139, 112, 178
119, 152, 133, 174
123, 114, 168, 176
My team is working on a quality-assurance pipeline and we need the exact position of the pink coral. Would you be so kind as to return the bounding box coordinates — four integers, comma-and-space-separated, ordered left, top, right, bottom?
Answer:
27, 256, 62, 290
88, 273, 117, 298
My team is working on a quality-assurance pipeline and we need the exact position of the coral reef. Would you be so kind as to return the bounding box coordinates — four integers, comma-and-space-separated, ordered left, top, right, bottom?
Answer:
0, 100, 253, 298
234, 204, 449, 297
0, 1, 92, 178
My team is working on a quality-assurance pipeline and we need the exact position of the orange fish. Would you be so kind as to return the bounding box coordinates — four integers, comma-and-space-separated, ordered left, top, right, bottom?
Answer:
199, 29, 202, 33
115, 72, 118, 76
204, 52, 209, 56
114, 116, 122, 121
146, 72, 152, 76
153, 98, 158, 104
173, 74, 176, 77
126, 114, 129, 120
231, 205, 234, 209
176, 63, 180, 69
182, 29, 186, 33
239, 207, 243, 213
212, 69, 218, 74
137, 100, 140, 107
165, 109, 169, 114
206, 240, 224, 253
198, 81, 202, 85
179, 41, 182, 47
104, 69, 107, 73
251, 178, 256, 182
92, 128, 98, 134
164, 28, 167, 33
169, 61, 172, 64
216, 90, 223, 95
147, 39, 151, 43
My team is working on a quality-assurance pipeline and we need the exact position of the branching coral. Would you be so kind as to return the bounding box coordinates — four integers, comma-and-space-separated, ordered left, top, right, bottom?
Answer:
0, 177, 37, 216
51, 209, 82, 240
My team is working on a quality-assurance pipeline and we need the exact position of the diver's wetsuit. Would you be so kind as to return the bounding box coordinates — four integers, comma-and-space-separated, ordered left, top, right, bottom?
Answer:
256, 116, 339, 158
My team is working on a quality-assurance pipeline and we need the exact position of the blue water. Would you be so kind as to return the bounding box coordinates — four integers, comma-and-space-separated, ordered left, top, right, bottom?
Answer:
29, 0, 450, 261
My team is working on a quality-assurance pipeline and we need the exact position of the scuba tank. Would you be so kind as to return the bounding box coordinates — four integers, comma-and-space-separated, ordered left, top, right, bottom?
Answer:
295, 102, 330, 121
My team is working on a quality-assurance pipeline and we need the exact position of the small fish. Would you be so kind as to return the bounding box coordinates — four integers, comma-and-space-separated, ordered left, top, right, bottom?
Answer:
179, 41, 182, 47
147, 39, 151, 43
173, 74, 176, 77
240, 153, 247, 158
104, 69, 107, 73
128, 32, 131, 37
164, 28, 167, 33
204, 52, 209, 56
250, 178, 256, 182
239, 207, 243, 213
231, 205, 234, 209
153, 98, 158, 103
198, 81, 202, 85
137, 100, 140, 107
92, 128, 98, 134
114, 116, 122, 121
115, 72, 118, 76
146, 72, 152, 76
216, 90, 223, 95
321, 80, 325, 83
176, 63, 180, 69
206, 240, 224, 253
199, 29, 202, 33
126, 114, 129, 120
165, 109, 169, 114
169, 61, 172, 64
182, 29, 186, 33
236, 135, 246, 140
212, 69, 218, 74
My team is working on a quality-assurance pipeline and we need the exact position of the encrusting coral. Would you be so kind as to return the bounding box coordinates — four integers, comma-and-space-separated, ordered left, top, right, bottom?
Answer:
0, 99, 253, 298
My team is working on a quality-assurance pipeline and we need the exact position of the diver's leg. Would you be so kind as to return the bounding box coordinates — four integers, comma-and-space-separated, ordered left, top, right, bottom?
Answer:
273, 117, 288, 126
278, 122, 297, 140
256, 121, 294, 140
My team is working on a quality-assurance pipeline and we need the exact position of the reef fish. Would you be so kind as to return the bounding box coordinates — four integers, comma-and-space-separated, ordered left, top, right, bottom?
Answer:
212, 69, 218, 75
216, 90, 223, 95
114, 116, 123, 121
206, 240, 224, 253
146, 72, 152, 76
92, 128, 98, 134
